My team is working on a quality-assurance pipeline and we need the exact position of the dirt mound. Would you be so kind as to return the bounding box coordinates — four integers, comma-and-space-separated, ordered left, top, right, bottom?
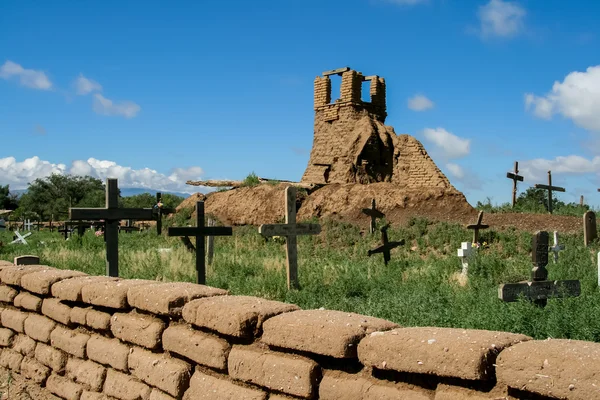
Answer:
176, 192, 206, 212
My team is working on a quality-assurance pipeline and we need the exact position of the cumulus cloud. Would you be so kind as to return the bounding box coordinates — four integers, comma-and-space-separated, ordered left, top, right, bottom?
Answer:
421, 127, 471, 159
477, 0, 526, 38
519, 155, 600, 183
407, 94, 434, 111
74, 74, 102, 95
445, 163, 465, 179
93, 94, 141, 118
0, 60, 52, 90
0, 156, 203, 193
524, 65, 600, 132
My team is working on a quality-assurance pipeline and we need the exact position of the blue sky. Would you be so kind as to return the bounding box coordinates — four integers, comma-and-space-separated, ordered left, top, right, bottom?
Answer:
1, 0, 600, 207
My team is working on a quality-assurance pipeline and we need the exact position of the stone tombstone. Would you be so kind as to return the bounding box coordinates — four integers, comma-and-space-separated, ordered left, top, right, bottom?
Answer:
14, 255, 40, 266
584, 210, 598, 246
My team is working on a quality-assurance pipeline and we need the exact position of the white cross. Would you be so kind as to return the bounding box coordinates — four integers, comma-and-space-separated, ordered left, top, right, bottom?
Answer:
457, 242, 476, 276
10, 231, 32, 245
549, 231, 564, 263
24, 219, 33, 231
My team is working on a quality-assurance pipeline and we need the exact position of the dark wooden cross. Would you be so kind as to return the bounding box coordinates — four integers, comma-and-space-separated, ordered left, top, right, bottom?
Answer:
65, 220, 92, 236
57, 225, 71, 240
506, 161, 524, 207
168, 201, 232, 284
70, 178, 155, 277
498, 231, 580, 307
362, 199, 384, 234
466, 211, 489, 244
259, 186, 321, 290
534, 171, 565, 214
367, 224, 404, 265
155, 193, 176, 235
119, 219, 140, 234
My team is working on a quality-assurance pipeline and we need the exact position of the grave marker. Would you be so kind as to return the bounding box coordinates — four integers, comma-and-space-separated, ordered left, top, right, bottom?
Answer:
10, 231, 31, 245
362, 199, 384, 234
14, 255, 40, 265
534, 170, 565, 214
466, 211, 489, 244
168, 201, 232, 284
368, 224, 404, 266
584, 210, 598, 246
506, 161, 524, 207
206, 218, 215, 266
457, 242, 476, 276
0, 219, 5, 231
498, 231, 580, 307
155, 193, 176, 235
24, 219, 33, 231
259, 186, 321, 290
70, 178, 156, 277
549, 231, 564, 263
57, 225, 71, 240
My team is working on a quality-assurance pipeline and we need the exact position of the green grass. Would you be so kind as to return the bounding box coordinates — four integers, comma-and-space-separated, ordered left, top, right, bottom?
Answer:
2, 217, 600, 341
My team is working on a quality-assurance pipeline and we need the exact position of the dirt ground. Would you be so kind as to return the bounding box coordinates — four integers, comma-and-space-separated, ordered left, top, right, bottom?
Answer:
0, 367, 58, 399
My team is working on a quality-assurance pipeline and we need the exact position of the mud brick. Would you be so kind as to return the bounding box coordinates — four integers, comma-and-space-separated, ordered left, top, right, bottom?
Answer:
0, 265, 54, 286
87, 335, 130, 371
86, 309, 111, 330
82, 279, 156, 309
183, 370, 267, 400
128, 282, 227, 316
128, 346, 191, 397
20, 356, 51, 384
82, 392, 118, 400
181, 298, 201, 323
50, 326, 90, 358
111, 312, 165, 349
21, 269, 87, 295
0, 284, 18, 302
71, 306, 90, 325
182, 295, 299, 338
13, 291, 42, 312
103, 368, 152, 400
35, 342, 67, 372
358, 327, 531, 380
46, 373, 86, 400
24, 314, 56, 343
52, 276, 118, 302
42, 297, 72, 325
0, 328, 14, 346
149, 389, 176, 400
261, 310, 398, 358
0, 348, 23, 371
228, 345, 319, 398
434, 383, 509, 400
0, 260, 14, 268
66, 357, 107, 392
12, 333, 37, 357
497, 338, 600, 400
1, 308, 28, 332
162, 324, 230, 370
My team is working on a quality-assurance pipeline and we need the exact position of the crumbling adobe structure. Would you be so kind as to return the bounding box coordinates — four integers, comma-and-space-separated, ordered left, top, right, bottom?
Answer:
302, 67, 455, 190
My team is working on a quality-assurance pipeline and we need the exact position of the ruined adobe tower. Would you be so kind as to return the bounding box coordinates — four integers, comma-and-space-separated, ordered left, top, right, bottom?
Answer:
301, 67, 455, 190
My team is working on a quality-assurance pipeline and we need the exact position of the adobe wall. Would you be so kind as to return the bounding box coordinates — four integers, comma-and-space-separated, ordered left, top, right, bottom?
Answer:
0, 258, 597, 400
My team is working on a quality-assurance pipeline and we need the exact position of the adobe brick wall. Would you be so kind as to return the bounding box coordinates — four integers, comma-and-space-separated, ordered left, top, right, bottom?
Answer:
0, 261, 599, 399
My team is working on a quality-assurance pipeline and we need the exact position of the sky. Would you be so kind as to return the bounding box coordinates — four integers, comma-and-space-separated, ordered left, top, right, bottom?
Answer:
1, 0, 600, 207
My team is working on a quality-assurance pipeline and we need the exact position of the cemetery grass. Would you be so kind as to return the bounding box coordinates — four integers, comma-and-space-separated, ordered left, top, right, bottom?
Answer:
2, 218, 600, 342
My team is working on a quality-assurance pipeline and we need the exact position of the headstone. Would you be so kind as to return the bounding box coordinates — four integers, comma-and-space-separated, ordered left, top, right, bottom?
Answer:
10, 231, 32, 245
498, 231, 580, 307
584, 210, 597, 246
14, 255, 40, 265
534, 170, 566, 214
506, 161, 524, 207
549, 231, 564, 263
367, 224, 404, 266
466, 211, 489, 244
457, 241, 476, 276
259, 186, 321, 290
362, 199, 384, 234
206, 218, 215, 266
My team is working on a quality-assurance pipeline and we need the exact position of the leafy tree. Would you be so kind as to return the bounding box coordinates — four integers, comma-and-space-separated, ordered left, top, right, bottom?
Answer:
120, 193, 185, 209
0, 185, 19, 210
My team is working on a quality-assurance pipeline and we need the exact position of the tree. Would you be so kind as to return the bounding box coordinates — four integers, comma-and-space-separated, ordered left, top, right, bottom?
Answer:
0, 185, 19, 210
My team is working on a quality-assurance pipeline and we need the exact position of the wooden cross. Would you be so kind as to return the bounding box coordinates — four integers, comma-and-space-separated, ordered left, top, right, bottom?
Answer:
57, 225, 71, 240
506, 161, 524, 207
119, 219, 140, 234
498, 231, 580, 307
10, 231, 31, 245
362, 199, 384, 234
259, 186, 321, 290
168, 201, 232, 284
534, 170, 565, 214
24, 219, 33, 231
457, 241, 476, 275
65, 220, 92, 236
367, 224, 404, 266
466, 211, 489, 244
155, 192, 176, 235
549, 231, 564, 263
70, 178, 155, 277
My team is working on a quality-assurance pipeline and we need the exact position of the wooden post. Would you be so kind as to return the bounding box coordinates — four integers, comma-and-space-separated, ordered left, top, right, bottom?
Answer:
258, 187, 321, 290
506, 161, 524, 207
156, 192, 176, 236
362, 199, 384, 234
206, 218, 215, 266
466, 211, 489, 244
549, 231, 564, 263
534, 171, 565, 214
580, 195, 584, 206
584, 211, 598, 246
367, 224, 404, 265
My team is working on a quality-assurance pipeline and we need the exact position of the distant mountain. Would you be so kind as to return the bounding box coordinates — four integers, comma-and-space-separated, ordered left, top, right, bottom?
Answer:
10, 187, 194, 199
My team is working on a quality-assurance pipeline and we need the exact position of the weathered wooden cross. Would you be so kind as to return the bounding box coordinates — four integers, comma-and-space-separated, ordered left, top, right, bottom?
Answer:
506, 161, 524, 207
70, 178, 156, 277
367, 224, 404, 266
57, 225, 71, 240
362, 199, 385, 234
168, 201, 232, 285
498, 231, 580, 307
259, 186, 321, 290
24, 219, 33, 231
155, 193, 176, 235
534, 170, 565, 214
10, 231, 31, 245
584, 210, 597, 246
466, 211, 489, 244
549, 231, 564, 263
65, 220, 93, 236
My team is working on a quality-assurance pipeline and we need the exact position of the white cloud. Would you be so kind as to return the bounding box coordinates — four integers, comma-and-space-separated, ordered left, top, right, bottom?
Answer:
74, 74, 102, 95
524, 65, 600, 132
0, 60, 52, 90
445, 163, 465, 179
93, 94, 141, 118
381, 0, 428, 5
407, 94, 434, 111
421, 127, 471, 159
477, 0, 526, 38
0, 156, 203, 193
520, 155, 600, 183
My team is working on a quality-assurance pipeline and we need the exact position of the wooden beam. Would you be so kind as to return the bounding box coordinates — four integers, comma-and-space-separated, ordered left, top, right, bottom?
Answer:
322, 67, 350, 76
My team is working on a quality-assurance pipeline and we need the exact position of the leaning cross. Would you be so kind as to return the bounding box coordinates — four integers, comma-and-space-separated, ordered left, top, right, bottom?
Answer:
498, 231, 580, 307
10, 231, 32, 245
70, 178, 156, 277
466, 211, 489, 244
506, 161, 524, 207
534, 170, 565, 214
168, 201, 232, 285
259, 186, 321, 290
549, 231, 564, 263
368, 224, 405, 266
155, 192, 176, 235
362, 199, 384, 234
